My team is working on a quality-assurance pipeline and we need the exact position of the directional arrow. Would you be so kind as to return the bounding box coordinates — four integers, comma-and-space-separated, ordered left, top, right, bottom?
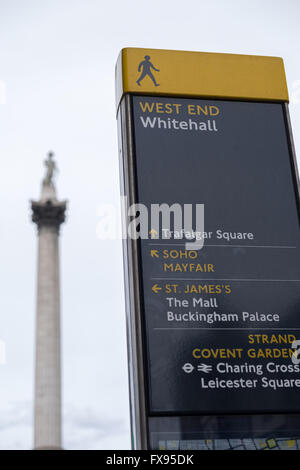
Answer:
149, 228, 158, 238
150, 249, 159, 258
152, 284, 162, 294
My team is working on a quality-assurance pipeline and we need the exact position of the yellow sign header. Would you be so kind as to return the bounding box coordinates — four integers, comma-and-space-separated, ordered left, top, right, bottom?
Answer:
115, 47, 288, 110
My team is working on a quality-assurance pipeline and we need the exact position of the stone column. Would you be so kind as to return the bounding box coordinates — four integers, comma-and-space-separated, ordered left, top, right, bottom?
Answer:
31, 176, 66, 449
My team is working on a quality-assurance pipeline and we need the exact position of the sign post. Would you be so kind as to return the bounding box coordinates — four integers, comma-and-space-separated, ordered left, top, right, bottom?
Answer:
116, 48, 300, 450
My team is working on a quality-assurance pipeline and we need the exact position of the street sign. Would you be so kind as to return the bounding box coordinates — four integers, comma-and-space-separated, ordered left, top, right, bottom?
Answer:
116, 48, 300, 450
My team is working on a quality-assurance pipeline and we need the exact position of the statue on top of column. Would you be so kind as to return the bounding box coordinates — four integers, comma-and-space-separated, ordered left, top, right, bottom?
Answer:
43, 151, 57, 187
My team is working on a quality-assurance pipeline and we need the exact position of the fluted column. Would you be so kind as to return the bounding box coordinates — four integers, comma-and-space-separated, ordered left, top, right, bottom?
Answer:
31, 172, 66, 449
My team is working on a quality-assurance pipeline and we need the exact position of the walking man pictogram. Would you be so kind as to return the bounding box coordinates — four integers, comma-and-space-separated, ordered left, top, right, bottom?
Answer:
137, 55, 160, 87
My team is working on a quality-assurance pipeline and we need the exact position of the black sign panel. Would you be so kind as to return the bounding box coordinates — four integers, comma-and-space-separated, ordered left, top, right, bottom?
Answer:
131, 95, 300, 414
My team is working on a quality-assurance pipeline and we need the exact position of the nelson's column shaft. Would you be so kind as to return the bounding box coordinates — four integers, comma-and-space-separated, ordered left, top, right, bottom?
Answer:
31, 152, 67, 449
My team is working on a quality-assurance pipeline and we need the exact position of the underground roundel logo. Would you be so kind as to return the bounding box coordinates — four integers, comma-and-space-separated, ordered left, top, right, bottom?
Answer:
136, 55, 160, 87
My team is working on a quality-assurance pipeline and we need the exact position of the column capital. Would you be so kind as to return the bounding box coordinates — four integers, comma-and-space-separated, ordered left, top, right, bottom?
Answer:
31, 199, 67, 232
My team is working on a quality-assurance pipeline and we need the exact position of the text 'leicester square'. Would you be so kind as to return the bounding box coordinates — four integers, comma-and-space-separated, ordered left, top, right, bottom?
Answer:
116, 47, 300, 451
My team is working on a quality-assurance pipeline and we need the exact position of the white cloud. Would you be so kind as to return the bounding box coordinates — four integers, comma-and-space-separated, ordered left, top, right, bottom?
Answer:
0, 80, 6, 104
63, 404, 129, 450
0, 402, 32, 450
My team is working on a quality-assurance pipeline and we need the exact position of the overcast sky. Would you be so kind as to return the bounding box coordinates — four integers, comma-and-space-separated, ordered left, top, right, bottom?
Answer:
0, 0, 300, 450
